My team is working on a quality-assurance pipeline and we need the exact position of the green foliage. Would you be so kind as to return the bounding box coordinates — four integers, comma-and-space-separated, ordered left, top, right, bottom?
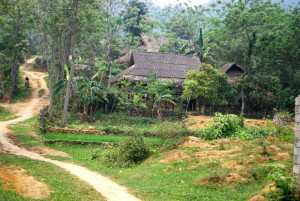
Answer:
89, 148, 102, 160
199, 112, 293, 141
234, 124, 294, 141
147, 74, 176, 120
237, 74, 282, 113
0, 88, 3, 99
116, 80, 147, 112
0, 106, 17, 121
123, 0, 148, 39
183, 63, 235, 108
113, 134, 150, 167
199, 113, 243, 140
43, 133, 160, 146
266, 167, 299, 201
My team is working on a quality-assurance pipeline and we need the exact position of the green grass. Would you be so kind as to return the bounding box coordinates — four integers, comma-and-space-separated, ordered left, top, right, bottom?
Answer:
0, 153, 105, 201
0, 106, 18, 121
11, 71, 32, 103
9, 114, 295, 201
9, 116, 44, 147
46, 143, 291, 201
43, 133, 161, 145
44, 75, 49, 89
62, 113, 191, 137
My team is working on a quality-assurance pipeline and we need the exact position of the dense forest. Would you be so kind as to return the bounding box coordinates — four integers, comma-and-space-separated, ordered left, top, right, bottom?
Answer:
0, 0, 299, 125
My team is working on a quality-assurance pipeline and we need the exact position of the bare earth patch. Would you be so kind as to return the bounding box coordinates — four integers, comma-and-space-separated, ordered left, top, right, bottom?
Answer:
186, 115, 276, 130
29, 146, 71, 158
177, 136, 212, 148
160, 151, 190, 162
197, 172, 248, 186
193, 149, 242, 160
186, 115, 213, 130
0, 165, 51, 199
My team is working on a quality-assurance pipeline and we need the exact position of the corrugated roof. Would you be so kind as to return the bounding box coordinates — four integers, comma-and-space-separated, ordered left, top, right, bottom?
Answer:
111, 52, 201, 84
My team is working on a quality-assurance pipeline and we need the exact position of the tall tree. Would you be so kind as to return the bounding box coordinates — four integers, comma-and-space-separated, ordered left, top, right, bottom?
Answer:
183, 63, 233, 114
0, 0, 28, 94
123, 0, 148, 43
62, 0, 79, 127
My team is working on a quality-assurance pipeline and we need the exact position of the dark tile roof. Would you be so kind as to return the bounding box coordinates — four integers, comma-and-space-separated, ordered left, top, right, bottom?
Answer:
111, 52, 201, 84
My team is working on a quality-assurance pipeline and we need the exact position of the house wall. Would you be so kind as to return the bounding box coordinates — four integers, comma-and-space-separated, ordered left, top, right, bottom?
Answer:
226, 68, 243, 83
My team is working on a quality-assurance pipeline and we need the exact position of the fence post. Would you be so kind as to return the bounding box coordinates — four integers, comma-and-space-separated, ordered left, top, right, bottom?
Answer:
294, 96, 300, 190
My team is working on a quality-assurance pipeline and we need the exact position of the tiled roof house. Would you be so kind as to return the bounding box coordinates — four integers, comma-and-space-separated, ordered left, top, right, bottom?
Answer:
111, 52, 201, 85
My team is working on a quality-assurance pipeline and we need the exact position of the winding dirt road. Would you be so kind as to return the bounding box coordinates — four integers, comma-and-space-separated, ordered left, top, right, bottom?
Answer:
0, 59, 141, 201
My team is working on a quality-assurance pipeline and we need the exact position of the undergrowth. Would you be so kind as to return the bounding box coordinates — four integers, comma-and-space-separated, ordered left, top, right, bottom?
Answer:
105, 134, 150, 167
266, 167, 299, 201
199, 113, 293, 140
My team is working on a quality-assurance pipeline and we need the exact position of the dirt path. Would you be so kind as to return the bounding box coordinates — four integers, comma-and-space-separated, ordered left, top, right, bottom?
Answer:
0, 59, 141, 201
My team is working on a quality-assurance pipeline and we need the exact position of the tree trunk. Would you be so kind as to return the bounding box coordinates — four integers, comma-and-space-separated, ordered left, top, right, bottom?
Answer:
157, 106, 162, 121
43, 32, 54, 121
0, 68, 4, 98
240, 87, 245, 116
62, 0, 78, 127
200, 104, 205, 115
11, 51, 18, 94
185, 97, 191, 114
45, 53, 54, 121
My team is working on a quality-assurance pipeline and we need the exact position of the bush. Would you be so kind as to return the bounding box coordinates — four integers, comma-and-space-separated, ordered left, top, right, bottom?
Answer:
266, 167, 299, 201
116, 134, 150, 167
199, 113, 244, 140
230, 124, 294, 140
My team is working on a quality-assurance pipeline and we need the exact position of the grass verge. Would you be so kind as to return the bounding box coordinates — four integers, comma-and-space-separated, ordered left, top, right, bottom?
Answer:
8, 116, 44, 147
43, 133, 161, 145
0, 153, 105, 201
0, 106, 18, 121
46, 142, 293, 201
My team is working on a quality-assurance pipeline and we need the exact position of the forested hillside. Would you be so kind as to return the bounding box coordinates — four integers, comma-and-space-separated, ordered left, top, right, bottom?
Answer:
0, 0, 299, 124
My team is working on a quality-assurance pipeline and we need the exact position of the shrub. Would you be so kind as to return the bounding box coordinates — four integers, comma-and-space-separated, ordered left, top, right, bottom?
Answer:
231, 125, 293, 140
117, 134, 150, 166
199, 113, 244, 140
266, 167, 299, 201
89, 148, 102, 160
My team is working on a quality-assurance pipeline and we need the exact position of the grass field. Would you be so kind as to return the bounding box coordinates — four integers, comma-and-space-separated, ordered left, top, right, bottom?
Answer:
64, 113, 191, 137
46, 140, 293, 201
0, 153, 105, 201
44, 133, 161, 145
7, 114, 295, 201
